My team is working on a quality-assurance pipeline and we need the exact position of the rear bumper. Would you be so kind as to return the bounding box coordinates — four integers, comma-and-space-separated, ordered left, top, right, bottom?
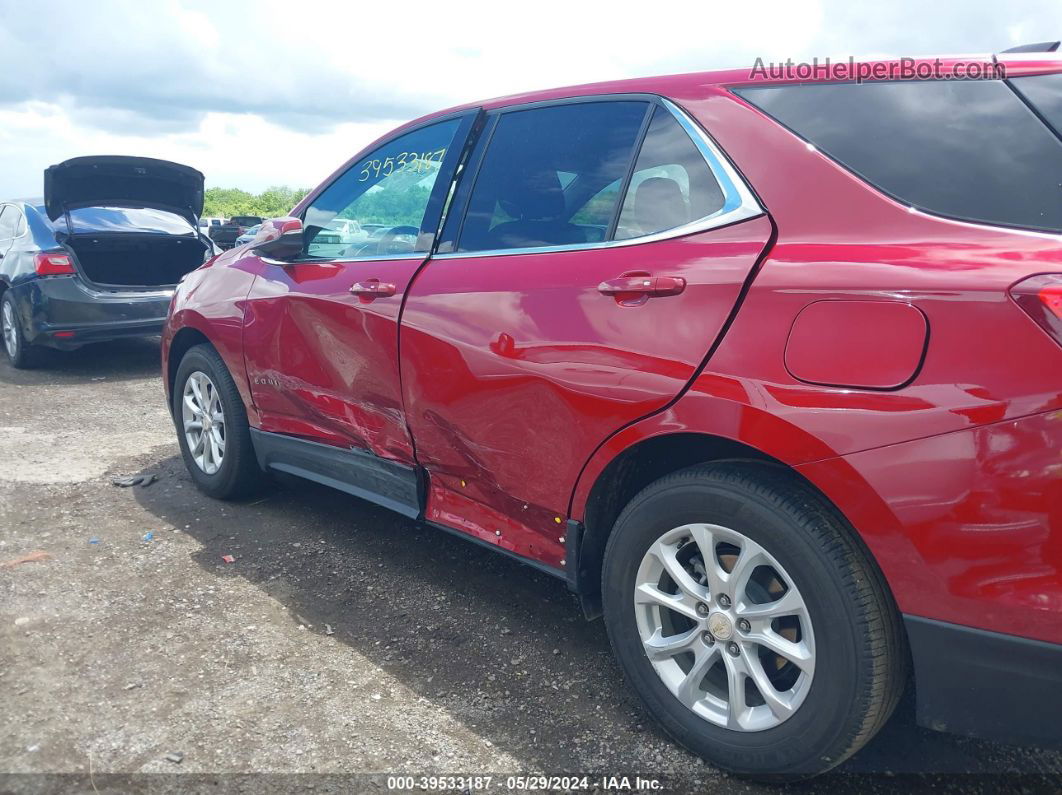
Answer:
12, 277, 172, 349
905, 615, 1062, 749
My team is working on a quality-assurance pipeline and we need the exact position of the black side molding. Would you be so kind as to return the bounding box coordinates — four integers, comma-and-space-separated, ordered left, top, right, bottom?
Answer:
249, 428, 573, 589
249, 429, 420, 518
905, 614, 1062, 749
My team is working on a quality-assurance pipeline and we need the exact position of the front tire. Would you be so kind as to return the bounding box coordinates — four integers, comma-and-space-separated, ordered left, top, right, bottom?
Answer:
601, 463, 905, 780
2, 291, 40, 369
172, 343, 262, 499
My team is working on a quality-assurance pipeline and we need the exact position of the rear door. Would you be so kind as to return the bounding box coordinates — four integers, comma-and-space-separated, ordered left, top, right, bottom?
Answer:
399, 98, 771, 565
242, 112, 477, 462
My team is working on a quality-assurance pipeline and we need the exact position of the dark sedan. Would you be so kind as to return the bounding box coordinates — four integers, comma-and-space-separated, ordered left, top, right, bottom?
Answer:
0, 156, 217, 368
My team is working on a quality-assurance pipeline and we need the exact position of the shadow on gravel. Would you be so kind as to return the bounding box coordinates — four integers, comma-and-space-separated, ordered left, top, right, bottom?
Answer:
132, 453, 1062, 794
0, 336, 161, 386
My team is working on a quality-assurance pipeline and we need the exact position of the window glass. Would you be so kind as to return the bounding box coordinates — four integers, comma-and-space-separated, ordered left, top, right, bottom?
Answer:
0, 207, 14, 239
614, 106, 725, 240
67, 207, 195, 235
304, 118, 461, 258
736, 80, 1062, 233
457, 101, 647, 252
1011, 73, 1062, 137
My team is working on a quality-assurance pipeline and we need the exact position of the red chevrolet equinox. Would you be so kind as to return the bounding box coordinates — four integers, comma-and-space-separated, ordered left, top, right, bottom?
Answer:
162, 51, 1062, 778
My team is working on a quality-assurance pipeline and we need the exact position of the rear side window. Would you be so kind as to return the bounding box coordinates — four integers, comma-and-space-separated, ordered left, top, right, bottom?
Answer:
1011, 73, 1062, 137
614, 105, 726, 240
736, 80, 1062, 232
457, 101, 648, 252
0, 206, 15, 239
68, 207, 194, 235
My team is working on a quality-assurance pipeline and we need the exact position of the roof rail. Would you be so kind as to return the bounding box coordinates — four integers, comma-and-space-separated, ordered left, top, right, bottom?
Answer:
1000, 41, 1060, 54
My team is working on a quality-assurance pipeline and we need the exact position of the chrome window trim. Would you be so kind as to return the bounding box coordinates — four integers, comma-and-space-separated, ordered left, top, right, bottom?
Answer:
302, 251, 424, 262
433, 97, 764, 261
261, 251, 425, 266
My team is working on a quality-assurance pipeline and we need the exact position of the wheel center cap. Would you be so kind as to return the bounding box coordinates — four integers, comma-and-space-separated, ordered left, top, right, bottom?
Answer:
707, 612, 734, 641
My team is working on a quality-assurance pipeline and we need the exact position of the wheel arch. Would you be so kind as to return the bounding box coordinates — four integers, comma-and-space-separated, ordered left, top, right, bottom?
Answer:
166, 326, 212, 401
571, 428, 904, 628
164, 305, 257, 427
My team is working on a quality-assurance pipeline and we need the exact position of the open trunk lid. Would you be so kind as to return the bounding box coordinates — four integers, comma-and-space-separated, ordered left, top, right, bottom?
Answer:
44, 156, 204, 226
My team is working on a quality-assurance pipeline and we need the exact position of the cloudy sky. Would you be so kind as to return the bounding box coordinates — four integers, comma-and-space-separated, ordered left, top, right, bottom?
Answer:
0, 0, 1059, 198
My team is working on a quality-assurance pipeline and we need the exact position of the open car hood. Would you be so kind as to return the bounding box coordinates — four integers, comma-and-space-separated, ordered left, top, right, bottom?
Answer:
44, 156, 205, 224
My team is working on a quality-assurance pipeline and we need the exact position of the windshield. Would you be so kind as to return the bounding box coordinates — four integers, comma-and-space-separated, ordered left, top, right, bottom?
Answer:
66, 206, 196, 235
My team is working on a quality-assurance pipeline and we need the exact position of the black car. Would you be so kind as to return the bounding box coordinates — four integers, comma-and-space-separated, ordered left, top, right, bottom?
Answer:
208, 215, 263, 249
0, 156, 216, 368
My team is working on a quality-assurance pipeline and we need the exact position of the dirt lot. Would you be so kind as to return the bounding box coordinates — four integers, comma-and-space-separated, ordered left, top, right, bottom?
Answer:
2, 338, 1061, 795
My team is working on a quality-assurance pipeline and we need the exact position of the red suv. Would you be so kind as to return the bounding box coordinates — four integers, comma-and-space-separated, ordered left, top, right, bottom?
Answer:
162, 52, 1062, 779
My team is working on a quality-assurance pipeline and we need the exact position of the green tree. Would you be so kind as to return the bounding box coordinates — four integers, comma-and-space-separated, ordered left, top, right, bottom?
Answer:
203, 185, 311, 219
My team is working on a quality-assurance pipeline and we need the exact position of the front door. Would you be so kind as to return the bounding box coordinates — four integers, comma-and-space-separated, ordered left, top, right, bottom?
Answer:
399, 99, 770, 566
242, 113, 475, 462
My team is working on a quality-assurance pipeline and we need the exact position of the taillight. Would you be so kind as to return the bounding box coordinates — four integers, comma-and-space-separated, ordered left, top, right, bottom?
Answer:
34, 251, 75, 276
1010, 274, 1062, 346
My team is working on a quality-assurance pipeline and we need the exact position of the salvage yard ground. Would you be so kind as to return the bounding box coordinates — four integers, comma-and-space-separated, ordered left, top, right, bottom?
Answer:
1, 339, 1061, 794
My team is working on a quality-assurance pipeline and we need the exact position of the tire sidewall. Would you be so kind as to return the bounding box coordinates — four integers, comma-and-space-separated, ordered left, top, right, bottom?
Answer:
602, 470, 869, 776
172, 347, 248, 499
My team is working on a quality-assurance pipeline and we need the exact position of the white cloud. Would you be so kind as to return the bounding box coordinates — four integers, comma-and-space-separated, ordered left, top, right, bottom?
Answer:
0, 103, 396, 195
0, 0, 1059, 196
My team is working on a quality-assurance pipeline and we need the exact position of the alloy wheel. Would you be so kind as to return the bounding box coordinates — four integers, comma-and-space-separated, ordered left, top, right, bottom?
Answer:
182, 371, 226, 475
2, 299, 18, 359
634, 523, 815, 732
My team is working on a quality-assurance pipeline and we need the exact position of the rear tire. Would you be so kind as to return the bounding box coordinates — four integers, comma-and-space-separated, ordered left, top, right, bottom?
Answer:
601, 462, 905, 780
172, 343, 262, 499
2, 291, 40, 369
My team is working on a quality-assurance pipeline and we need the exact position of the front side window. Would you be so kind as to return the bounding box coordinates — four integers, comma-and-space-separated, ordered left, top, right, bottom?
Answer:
736, 80, 1062, 233
304, 118, 461, 259
457, 101, 648, 252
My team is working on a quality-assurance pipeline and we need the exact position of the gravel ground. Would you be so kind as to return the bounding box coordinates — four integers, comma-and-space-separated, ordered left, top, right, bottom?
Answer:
1, 338, 1061, 795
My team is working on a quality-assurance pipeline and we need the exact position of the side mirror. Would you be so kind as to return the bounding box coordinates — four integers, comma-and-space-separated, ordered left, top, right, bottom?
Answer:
254, 216, 303, 244
252, 216, 303, 260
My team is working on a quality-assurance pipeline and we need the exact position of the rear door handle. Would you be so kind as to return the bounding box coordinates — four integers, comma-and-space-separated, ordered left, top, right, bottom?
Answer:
597, 275, 686, 297
350, 279, 397, 299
